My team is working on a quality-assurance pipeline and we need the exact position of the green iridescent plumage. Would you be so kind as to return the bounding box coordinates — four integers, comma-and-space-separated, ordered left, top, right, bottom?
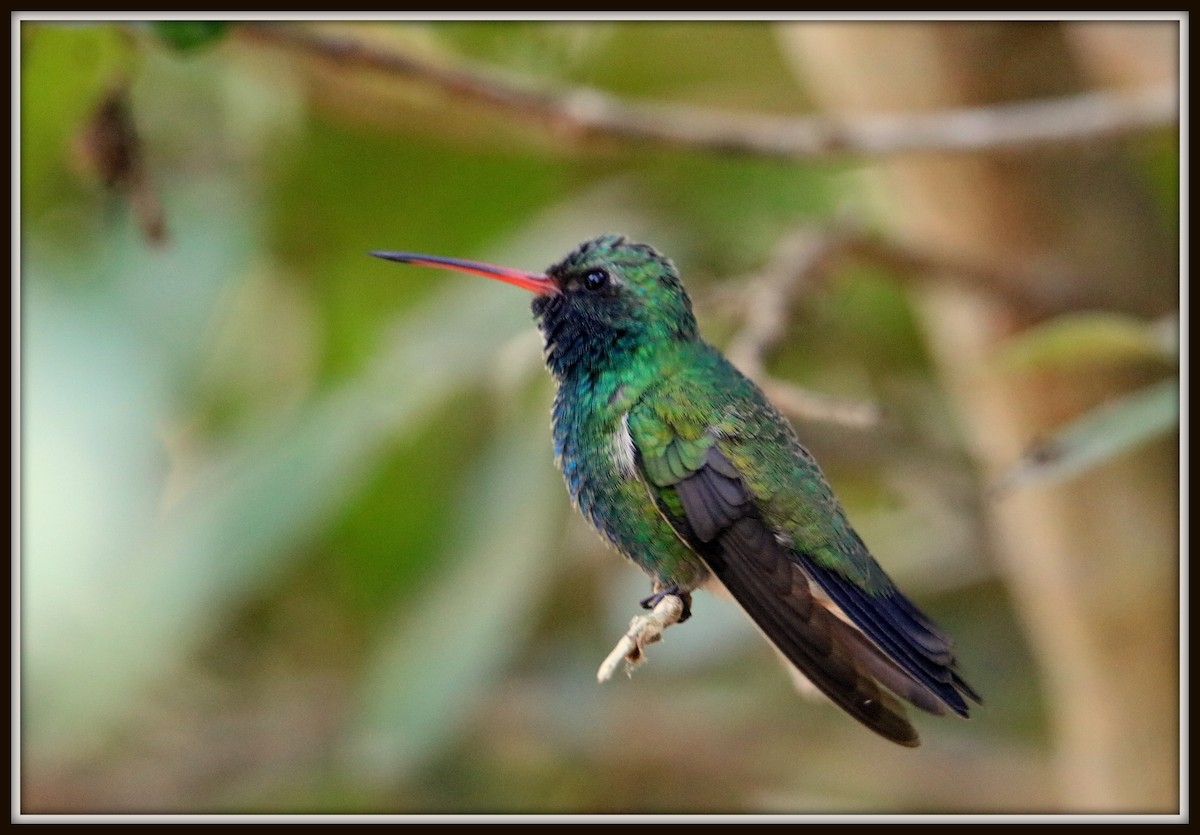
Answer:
372, 234, 980, 746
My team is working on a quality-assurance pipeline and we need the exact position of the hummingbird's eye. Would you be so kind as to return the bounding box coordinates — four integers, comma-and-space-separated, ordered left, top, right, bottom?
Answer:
582, 269, 610, 291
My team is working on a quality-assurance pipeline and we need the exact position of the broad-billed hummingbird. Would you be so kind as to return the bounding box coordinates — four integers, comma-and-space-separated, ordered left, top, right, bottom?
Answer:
372, 235, 979, 746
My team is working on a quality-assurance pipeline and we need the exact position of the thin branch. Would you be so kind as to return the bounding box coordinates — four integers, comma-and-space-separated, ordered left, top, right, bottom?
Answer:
706, 220, 1143, 429
757, 379, 884, 430
708, 219, 1148, 323
596, 594, 685, 682
723, 229, 885, 429
724, 229, 838, 370
237, 23, 1178, 161
838, 231, 1129, 319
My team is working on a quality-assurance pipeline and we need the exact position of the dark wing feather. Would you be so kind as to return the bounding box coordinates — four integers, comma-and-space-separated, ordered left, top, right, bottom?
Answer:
650, 446, 955, 745
795, 548, 982, 714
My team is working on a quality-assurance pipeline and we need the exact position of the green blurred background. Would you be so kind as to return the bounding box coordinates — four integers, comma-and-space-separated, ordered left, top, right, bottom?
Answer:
19, 19, 1180, 816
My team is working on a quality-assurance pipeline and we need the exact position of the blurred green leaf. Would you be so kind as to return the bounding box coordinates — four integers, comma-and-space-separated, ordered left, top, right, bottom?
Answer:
995, 311, 1178, 372
997, 378, 1179, 491
149, 21, 231, 52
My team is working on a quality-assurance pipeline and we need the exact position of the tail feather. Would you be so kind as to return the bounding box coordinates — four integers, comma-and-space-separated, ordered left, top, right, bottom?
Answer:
706, 515, 924, 746
641, 438, 979, 745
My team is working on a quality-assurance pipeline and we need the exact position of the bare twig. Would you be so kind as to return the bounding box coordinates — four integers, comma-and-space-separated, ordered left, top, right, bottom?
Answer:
724, 229, 841, 372
707, 219, 1133, 428
757, 379, 884, 429
839, 234, 1096, 318
596, 594, 685, 682
722, 230, 885, 428
237, 23, 1177, 161
710, 219, 1142, 324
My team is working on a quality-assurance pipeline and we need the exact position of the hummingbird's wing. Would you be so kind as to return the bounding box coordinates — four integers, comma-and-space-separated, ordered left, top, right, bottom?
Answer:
627, 369, 977, 745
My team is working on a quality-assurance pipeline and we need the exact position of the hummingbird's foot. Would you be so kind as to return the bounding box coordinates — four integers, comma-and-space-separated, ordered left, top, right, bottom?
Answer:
640, 587, 693, 622
596, 593, 686, 683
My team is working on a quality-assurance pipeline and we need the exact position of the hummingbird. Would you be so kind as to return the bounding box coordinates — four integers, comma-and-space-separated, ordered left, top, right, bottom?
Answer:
372, 234, 979, 746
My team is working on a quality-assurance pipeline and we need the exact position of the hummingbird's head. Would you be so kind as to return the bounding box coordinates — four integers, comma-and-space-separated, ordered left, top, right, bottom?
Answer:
371, 234, 700, 380
533, 234, 699, 378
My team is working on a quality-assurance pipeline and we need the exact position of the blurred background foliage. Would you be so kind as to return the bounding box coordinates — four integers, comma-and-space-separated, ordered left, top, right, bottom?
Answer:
19, 18, 1180, 816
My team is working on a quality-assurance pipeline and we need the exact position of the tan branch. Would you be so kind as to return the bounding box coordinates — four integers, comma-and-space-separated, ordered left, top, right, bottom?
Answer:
237, 23, 1177, 161
710, 221, 1136, 323
721, 230, 885, 429
596, 594, 685, 682
707, 219, 1130, 429
839, 232, 1124, 319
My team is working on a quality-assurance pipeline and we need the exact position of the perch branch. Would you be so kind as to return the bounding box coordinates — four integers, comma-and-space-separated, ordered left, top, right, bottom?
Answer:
596, 593, 686, 682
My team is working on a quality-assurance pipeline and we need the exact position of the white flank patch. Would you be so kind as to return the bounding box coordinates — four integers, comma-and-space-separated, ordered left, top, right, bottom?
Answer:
611, 412, 637, 478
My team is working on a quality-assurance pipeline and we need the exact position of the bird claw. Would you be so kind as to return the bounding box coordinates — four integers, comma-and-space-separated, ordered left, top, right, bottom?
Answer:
597, 593, 687, 682
639, 587, 693, 622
